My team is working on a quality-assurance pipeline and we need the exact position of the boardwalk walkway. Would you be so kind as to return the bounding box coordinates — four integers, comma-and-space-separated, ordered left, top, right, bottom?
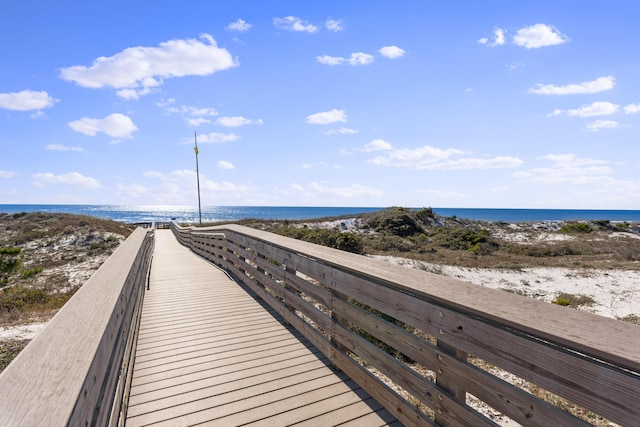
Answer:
125, 230, 399, 426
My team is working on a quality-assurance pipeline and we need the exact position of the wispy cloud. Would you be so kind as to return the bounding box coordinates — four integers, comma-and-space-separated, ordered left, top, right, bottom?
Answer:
289, 182, 382, 199
514, 154, 611, 184
0, 170, 16, 178
0, 90, 59, 111
156, 98, 219, 126
363, 139, 393, 152
226, 19, 252, 32
325, 19, 344, 32
306, 109, 347, 125
586, 120, 618, 131
68, 113, 138, 138
478, 28, 506, 47
46, 144, 85, 152
323, 127, 359, 135
513, 24, 568, 49
367, 143, 523, 170
60, 34, 237, 99
317, 52, 374, 66
214, 116, 263, 127
217, 160, 235, 170
190, 132, 240, 144
273, 16, 318, 33
33, 172, 100, 188
549, 101, 619, 117
529, 76, 615, 95
625, 103, 640, 114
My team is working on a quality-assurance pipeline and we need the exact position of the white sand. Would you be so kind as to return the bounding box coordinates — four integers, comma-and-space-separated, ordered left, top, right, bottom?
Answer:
371, 255, 640, 319
0, 322, 47, 340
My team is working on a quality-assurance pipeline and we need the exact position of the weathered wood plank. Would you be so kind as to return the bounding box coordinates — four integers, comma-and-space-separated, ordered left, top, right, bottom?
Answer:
126, 229, 398, 426
176, 223, 640, 427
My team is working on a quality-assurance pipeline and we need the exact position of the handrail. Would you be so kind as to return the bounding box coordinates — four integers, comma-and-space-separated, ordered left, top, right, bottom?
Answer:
0, 227, 154, 427
172, 222, 640, 427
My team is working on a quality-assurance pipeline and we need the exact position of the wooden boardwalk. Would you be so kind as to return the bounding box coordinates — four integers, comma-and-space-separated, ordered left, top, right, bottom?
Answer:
125, 230, 399, 426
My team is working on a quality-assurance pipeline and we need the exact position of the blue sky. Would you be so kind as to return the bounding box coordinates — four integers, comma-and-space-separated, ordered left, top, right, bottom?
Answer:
1, 1, 639, 209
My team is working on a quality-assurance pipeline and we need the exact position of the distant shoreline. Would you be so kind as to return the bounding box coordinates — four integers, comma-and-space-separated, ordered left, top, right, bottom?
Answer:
1, 204, 640, 224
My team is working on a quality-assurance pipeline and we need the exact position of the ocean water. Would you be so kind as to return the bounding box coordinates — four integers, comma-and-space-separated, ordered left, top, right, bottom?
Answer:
1, 204, 639, 223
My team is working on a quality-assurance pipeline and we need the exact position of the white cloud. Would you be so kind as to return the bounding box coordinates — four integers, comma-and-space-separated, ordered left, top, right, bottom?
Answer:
379, 46, 406, 59
316, 55, 344, 66
214, 116, 263, 127
60, 34, 237, 99
550, 101, 619, 118
32, 172, 100, 188
306, 109, 347, 125
68, 113, 138, 138
290, 182, 382, 199
624, 103, 640, 114
190, 132, 240, 144
226, 19, 252, 32
144, 169, 252, 196
515, 153, 611, 184
506, 62, 524, 70
0, 90, 59, 111
529, 76, 615, 95
325, 19, 344, 32
369, 145, 464, 168
368, 144, 522, 170
273, 16, 318, 33
427, 156, 524, 170
364, 139, 393, 152
317, 52, 374, 66
187, 118, 212, 126
586, 120, 618, 131
157, 100, 219, 126
478, 28, 506, 47
217, 160, 235, 170
513, 24, 568, 49
46, 144, 85, 152
0, 170, 16, 178
323, 127, 359, 135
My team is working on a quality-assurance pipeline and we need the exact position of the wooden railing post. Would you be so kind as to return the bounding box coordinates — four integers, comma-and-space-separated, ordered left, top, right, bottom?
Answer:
435, 339, 467, 425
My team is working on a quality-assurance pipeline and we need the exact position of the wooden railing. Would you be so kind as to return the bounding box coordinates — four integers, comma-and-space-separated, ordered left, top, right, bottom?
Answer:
0, 227, 154, 427
173, 223, 640, 427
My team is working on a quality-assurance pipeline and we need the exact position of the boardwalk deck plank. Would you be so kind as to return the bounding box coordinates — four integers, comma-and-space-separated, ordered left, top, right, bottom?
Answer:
126, 229, 399, 426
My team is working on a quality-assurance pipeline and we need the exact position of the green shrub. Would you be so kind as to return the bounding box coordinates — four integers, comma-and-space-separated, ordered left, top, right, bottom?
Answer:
364, 235, 414, 252
20, 267, 43, 279
1, 247, 23, 285
364, 207, 423, 237
552, 297, 571, 306
0, 285, 50, 312
560, 222, 592, 233
615, 222, 630, 232
431, 227, 498, 254
505, 244, 578, 257
552, 292, 595, 307
279, 228, 364, 254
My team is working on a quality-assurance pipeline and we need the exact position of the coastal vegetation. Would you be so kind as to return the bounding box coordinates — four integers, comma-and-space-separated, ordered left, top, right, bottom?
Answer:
2, 209, 639, 374
243, 206, 640, 270
0, 213, 134, 369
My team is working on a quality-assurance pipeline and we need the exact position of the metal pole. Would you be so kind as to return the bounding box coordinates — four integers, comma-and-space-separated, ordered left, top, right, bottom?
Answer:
194, 131, 202, 226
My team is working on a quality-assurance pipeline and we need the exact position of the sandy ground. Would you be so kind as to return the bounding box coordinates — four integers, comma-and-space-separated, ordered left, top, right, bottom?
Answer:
371, 255, 639, 319
0, 322, 47, 340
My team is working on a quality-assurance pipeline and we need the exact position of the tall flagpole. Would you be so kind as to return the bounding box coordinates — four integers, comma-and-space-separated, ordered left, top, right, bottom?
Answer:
194, 131, 202, 226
